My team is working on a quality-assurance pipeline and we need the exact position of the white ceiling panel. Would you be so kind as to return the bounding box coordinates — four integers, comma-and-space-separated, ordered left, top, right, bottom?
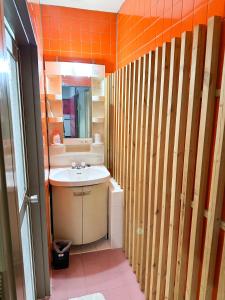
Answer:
40, 0, 125, 13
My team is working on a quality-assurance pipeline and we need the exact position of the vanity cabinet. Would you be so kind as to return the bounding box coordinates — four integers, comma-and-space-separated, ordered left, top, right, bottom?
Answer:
52, 183, 108, 245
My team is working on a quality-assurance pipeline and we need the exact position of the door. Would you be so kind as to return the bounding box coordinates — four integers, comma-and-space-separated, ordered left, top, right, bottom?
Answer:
52, 186, 83, 245
5, 26, 36, 299
83, 183, 108, 244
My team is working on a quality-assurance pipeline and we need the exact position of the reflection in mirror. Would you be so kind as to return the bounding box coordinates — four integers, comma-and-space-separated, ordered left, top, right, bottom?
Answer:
62, 76, 92, 138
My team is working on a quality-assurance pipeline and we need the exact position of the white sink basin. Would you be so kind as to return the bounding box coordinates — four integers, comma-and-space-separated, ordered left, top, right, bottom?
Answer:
49, 166, 110, 187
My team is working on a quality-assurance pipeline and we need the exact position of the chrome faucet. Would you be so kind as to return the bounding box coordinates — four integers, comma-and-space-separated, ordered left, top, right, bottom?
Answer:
71, 162, 86, 169
71, 162, 76, 169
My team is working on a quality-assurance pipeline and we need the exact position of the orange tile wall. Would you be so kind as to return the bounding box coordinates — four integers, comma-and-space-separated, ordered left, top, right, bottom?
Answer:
41, 5, 117, 73
118, 0, 225, 68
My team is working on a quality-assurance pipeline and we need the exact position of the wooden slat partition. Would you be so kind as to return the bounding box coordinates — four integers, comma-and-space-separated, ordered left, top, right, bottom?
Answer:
186, 16, 221, 300
156, 36, 181, 300
106, 15, 225, 300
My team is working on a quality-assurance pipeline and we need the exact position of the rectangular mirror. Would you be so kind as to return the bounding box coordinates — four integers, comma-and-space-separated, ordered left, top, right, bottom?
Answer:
45, 62, 105, 147
62, 76, 92, 138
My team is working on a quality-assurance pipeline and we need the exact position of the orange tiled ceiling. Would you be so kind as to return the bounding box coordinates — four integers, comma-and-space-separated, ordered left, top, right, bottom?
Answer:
40, 0, 125, 13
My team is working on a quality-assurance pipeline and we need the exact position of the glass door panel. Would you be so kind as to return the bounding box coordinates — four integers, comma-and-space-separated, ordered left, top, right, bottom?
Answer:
21, 210, 35, 300
7, 44, 26, 211
6, 26, 36, 300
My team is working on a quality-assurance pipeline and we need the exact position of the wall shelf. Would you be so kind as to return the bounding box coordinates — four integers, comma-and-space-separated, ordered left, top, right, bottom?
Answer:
47, 98, 62, 102
48, 117, 64, 123
92, 117, 104, 123
92, 96, 105, 102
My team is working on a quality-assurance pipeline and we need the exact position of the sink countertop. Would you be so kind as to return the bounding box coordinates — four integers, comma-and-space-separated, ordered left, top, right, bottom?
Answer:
49, 165, 110, 187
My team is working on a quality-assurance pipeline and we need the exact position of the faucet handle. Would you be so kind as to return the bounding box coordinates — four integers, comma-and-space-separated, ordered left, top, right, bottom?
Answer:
81, 161, 86, 168
72, 162, 76, 169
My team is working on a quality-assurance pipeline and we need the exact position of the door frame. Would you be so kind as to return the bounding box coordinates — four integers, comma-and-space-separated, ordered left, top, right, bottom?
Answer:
0, 0, 50, 298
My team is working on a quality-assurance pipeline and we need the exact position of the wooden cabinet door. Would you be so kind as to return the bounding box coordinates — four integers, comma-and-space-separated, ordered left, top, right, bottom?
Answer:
52, 186, 83, 244
82, 183, 108, 244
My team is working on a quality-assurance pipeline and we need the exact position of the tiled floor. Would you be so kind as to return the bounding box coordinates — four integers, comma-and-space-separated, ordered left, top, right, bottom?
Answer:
70, 238, 111, 255
49, 249, 145, 300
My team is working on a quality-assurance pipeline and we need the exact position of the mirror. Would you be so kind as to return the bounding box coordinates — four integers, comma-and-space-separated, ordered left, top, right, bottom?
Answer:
45, 62, 105, 147
62, 76, 92, 138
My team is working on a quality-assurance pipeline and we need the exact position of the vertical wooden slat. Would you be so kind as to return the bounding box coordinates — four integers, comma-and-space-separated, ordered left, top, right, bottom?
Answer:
110, 75, 113, 174
111, 74, 114, 170
156, 37, 181, 300
109, 75, 113, 172
139, 51, 155, 288
144, 47, 162, 299
110, 74, 114, 169
128, 60, 139, 264
114, 70, 119, 178
149, 42, 171, 299
117, 69, 122, 182
117, 69, 121, 182
119, 67, 125, 185
115, 69, 120, 181
122, 66, 128, 189
125, 63, 134, 258
217, 240, 225, 300
132, 57, 144, 271
199, 50, 225, 299
186, 16, 221, 300
174, 25, 206, 300
136, 55, 148, 277
123, 65, 129, 253
105, 76, 109, 167
113, 72, 117, 177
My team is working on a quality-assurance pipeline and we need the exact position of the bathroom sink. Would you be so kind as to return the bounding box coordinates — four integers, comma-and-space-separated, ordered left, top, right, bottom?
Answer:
49, 166, 110, 187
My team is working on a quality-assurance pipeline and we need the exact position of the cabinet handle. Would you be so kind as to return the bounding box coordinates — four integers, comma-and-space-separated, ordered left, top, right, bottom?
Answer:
73, 191, 91, 196
73, 192, 83, 196
83, 190, 91, 195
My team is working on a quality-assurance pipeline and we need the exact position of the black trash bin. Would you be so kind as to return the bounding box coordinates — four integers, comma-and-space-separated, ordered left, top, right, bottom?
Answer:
52, 240, 72, 269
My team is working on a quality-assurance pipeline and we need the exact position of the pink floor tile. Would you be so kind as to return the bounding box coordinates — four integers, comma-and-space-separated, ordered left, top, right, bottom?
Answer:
50, 249, 145, 300
101, 285, 132, 300
128, 283, 146, 300
84, 268, 124, 294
